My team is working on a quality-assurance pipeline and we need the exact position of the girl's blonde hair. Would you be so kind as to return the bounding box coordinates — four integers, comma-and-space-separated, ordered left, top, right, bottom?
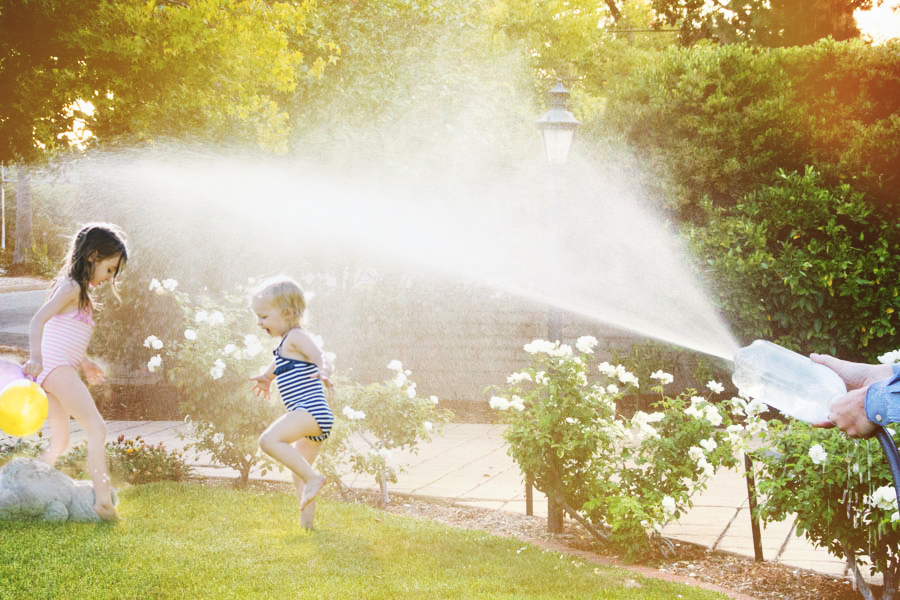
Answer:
53, 222, 129, 310
250, 275, 307, 327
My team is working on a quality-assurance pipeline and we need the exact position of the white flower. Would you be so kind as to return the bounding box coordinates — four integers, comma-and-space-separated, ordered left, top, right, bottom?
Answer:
523, 339, 557, 355
222, 344, 237, 355
195, 311, 209, 323
869, 485, 898, 512
606, 384, 619, 395
879, 350, 900, 364
548, 344, 573, 358
632, 411, 663, 439
489, 396, 511, 411
650, 370, 674, 385
808, 443, 828, 466
212, 433, 225, 445
184, 329, 197, 341
597, 362, 616, 376
147, 354, 162, 373
342, 406, 366, 420
387, 360, 403, 371
149, 278, 166, 295
509, 396, 526, 411
143, 335, 163, 350
208, 311, 225, 326
661, 495, 677, 517
162, 278, 178, 292
576, 336, 598, 354
244, 334, 260, 346
406, 384, 417, 399
378, 448, 392, 460
423, 421, 433, 432
565, 417, 577, 424
429, 395, 439, 405
704, 404, 723, 427
534, 371, 549, 385
688, 446, 705, 462
699, 437, 718, 453
706, 380, 725, 394
393, 371, 407, 388
507, 371, 533, 385
209, 358, 226, 380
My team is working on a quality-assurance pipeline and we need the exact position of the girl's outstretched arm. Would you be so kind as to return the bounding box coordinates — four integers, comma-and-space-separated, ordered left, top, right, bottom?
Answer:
250, 359, 277, 398
23, 280, 80, 380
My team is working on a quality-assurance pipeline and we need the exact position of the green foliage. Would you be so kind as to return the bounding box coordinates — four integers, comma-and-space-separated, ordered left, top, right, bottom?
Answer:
492, 337, 739, 559
1, 0, 338, 158
0, 435, 190, 486
602, 39, 900, 219
132, 280, 286, 487
688, 167, 900, 360
752, 420, 900, 596
317, 362, 453, 504
649, 0, 870, 47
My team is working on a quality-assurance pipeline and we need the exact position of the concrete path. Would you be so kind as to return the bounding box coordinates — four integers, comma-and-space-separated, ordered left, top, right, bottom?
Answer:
1, 419, 855, 584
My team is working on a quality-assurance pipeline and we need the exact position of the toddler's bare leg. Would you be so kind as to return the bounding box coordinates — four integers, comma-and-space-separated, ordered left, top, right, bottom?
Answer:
259, 411, 327, 510
291, 438, 322, 528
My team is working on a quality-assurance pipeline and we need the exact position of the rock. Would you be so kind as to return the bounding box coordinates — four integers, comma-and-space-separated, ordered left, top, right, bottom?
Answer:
0, 457, 118, 523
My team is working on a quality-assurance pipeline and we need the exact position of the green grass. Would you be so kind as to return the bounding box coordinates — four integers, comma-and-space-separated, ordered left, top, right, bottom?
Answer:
0, 483, 729, 599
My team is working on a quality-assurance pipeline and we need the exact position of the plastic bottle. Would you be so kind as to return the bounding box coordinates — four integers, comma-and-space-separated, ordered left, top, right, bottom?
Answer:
732, 340, 847, 423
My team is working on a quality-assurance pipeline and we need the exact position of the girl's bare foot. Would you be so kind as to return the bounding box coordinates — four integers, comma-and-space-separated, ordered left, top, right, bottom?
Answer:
300, 475, 326, 510
94, 501, 120, 522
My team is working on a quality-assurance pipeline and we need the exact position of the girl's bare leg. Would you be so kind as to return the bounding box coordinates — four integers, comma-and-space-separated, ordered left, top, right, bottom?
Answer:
38, 392, 70, 465
43, 367, 119, 521
290, 438, 322, 528
258, 411, 326, 509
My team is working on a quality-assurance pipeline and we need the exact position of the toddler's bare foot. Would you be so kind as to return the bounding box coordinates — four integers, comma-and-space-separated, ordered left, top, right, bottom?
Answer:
300, 475, 326, 510
94, 501, 120, 522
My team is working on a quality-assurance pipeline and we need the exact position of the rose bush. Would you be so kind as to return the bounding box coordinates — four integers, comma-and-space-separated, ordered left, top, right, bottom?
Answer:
316, 361, 453, 505
140, 279, 292, 487
491, 336, 742, 559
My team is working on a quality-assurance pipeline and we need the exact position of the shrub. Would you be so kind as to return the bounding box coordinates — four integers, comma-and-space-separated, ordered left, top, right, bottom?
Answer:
688, 167, 900, 360
316, 361, 453, 504
752, 419, 900, 599
491, 336, 741, 559
137, 279, 288, 487
0, 435, 190, 486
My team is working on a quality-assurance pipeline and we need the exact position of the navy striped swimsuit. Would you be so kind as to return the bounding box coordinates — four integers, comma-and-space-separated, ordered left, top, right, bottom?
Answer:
273, 336, 333, 442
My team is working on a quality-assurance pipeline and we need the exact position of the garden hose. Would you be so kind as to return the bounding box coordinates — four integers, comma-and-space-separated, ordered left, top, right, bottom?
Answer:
875, 426, 900, 509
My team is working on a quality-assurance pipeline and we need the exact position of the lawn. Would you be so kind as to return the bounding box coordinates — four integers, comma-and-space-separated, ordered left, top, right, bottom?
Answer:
0, 482, 731, 599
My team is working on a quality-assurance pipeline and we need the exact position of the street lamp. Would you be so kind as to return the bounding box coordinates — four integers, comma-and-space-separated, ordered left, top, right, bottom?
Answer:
536, 80, 580, 165
530, 80, 580, 534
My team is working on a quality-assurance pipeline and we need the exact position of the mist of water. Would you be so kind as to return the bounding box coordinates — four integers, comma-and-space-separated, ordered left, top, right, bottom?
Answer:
67, 140, 739, 362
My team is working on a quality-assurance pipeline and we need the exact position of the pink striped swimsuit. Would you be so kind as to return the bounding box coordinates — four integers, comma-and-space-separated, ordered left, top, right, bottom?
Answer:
36, 307, 94, 387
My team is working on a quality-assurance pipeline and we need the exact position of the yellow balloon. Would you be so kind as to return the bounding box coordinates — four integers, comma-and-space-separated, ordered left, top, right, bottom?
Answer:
0, 379, 48, 437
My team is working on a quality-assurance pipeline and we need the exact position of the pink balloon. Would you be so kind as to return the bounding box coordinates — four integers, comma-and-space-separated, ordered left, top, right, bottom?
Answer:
0, 360, 26, 390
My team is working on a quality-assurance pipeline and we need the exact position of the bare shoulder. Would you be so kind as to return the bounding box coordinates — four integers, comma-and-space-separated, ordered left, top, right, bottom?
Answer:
48, 278, 82, 305
283, 327, 319, 361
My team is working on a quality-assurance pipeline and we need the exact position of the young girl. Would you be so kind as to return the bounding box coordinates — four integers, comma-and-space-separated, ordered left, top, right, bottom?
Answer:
23, 223, 128, 521
249, 276, 333, 527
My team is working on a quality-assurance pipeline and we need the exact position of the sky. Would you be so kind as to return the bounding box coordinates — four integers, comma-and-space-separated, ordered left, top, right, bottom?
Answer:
856, 1, 900, 44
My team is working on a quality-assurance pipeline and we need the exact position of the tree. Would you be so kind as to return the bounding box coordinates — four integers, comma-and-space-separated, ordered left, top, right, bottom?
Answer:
648, 0, 877, 47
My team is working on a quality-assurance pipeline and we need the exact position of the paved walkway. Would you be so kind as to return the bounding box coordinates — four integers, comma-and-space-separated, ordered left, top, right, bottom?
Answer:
1, 419, 857, 584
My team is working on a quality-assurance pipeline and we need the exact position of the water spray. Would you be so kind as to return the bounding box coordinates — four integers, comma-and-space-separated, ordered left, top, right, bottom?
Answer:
732, 340, 900, 508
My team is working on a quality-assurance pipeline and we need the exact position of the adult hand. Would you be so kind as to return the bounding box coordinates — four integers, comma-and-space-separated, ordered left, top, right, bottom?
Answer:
810, 353, 892, 390
823, 388, 878, 439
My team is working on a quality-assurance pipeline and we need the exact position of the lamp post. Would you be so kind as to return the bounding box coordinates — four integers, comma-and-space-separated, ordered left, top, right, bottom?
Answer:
531, 80, 580, 534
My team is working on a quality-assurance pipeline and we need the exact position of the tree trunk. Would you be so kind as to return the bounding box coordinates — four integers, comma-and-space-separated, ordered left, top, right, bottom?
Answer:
12, 165, 32, 267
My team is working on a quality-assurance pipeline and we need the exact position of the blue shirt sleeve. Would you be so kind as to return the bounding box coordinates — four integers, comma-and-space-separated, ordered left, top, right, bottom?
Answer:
865, 364, 900, 424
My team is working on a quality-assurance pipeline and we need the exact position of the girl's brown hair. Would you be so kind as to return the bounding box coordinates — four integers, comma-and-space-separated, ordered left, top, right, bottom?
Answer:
53, 223, 128, 310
